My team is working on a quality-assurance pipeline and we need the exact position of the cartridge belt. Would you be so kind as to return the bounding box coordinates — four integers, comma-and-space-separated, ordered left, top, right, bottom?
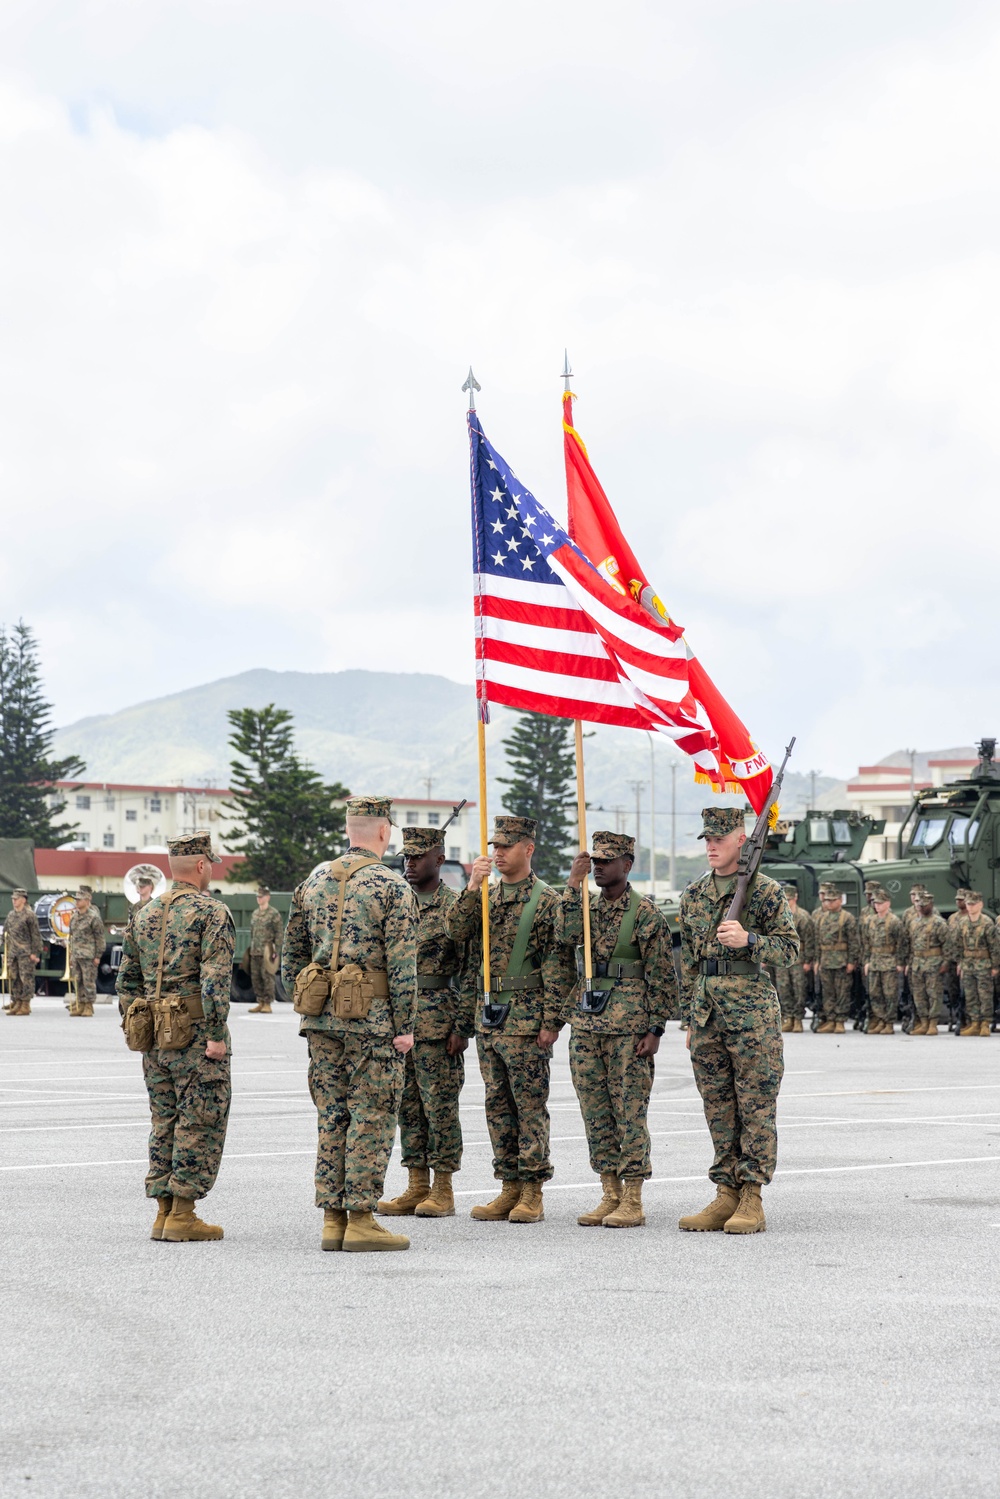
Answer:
479, 972, 543, 994
591, 959, 645, 980
351, 969, 389, 997
148, 987, 204, 1019
417, 974, 452, 992
699, 959, 760, 977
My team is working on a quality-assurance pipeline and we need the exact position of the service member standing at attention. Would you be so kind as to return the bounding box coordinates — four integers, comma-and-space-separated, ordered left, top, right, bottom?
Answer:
446, 815, 574, 1226
283, 797, 416, 1253
861, 887, 904, 1034
248, 886, 283, 1014
379, 826, 466, 1220
69, 885, 106, 1017
944, 890, 971, 1020
903, 892, 950, 1035
557, 831, 677, 1229
116, 833, 234, 1242
813, 883, 860, 1034
947, 892, 999, 1037
775, 883, 815, 1033
4, 889, 42, 1017
127, 874, 156, 933
677, 807, 799, 1236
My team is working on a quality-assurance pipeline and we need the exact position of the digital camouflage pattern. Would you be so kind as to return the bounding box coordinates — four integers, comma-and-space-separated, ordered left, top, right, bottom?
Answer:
282, 848, 418, 1038
4, 904, 42, 1007
902, 911, 949, 1022
679, 870, 799, 1187
774, 905, 816, 1020
556, 882, 678, 1181
862, 910, 904, 1026
814, 905, 861, 1022
397, 881, 465, 1171
282, 847, 417, 1212
696, 806, 745, 838
446, 874, 574, 1183
70, 903, 107, 1007
946, 913, 1000, 1026
250, 901, 283, 1004
117, 882, 236, 1201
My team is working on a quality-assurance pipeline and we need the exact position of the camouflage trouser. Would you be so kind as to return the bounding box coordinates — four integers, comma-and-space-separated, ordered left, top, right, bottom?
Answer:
399, 1039, 464, 1172
71, 955, 98, 1006
911, 968, 943, 1023
690, 1007, 784, 1188
867, 969, 899, 1025
775, 965, 807, 1019
142, 1033, 232, 1200
8, 952, 36, 1006
307, 1031, 404, 1210
569, 1030, 654, 1179
962, 971, 995, 1026
250, 954, 275, 1005
945, 962, 961, 1014
819, 967, 852, 1020
477, 1033, 553, 1183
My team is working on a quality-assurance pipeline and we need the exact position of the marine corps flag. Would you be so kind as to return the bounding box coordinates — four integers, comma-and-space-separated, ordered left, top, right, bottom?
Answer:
562, 390, 775, 816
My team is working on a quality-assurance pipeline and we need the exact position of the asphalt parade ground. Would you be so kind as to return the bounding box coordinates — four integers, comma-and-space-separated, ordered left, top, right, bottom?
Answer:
3, 1002, 999, 1499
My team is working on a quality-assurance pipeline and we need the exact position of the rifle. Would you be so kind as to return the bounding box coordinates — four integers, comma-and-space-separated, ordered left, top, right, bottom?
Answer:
440, 799, 467, 836
723, 738, 796, 927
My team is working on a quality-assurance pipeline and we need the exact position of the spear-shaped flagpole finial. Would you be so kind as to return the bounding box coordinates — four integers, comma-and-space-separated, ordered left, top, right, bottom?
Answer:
462, 366, 482, 411
562, 348, 573, 392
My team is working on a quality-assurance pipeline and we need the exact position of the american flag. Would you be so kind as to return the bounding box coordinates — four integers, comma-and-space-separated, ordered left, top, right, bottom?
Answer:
469, 409, 722, 772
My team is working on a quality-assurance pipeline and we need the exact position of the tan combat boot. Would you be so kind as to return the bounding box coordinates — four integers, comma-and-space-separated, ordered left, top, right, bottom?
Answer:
470, 1181, 522, 1221
960, 1021, 978, 1036
7, 1002, 25, 1016
724, 1183, 766, 1234
378, 1167, 431, 1216
979, 1021, 992, 1037
68, 1002, 81, 1016
577, 1173, 621, 1226
414, 1170, 455, 1217
791, 1018, 803, 1033
248, 1002, 272, 1014
509, 1183, 544, 1223
912, 1019, 927, 1035
925, 1021, 938, 1036
781, 1016, 792, 1033
679, 1184, 739, 1232
322, 1208, 348, 1251
162, 1196, 224, 1242
603, 1178, 645, 1228
832, 1020, 845, 1034
151, 1196, 173, 1240
868, 1020, 884, 1035
817, 1020, 834, 1034
343, 1210, 410, 1252
882, 1022, 895, 1034
82, 1003, 94, 1017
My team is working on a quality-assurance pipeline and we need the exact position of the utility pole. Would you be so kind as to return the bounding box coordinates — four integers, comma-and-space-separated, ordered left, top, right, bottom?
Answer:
906, 748, 916, 793
646, 733, 656, 902
808, 768, 820, 809
423, 773, 433, 802
628, 780, 645, 887
669, 760, 677, 892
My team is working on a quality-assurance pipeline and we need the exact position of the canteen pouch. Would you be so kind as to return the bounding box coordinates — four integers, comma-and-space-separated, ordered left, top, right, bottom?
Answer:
153, 997, 195, 1051
330, 963, 374, 1020
293, 962, 332, 1017
122, 999, 154, 1053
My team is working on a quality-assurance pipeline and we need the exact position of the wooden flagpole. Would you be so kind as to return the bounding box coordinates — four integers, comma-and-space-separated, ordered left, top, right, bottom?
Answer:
574, 718, 593, 984
465, 364, 492, 1005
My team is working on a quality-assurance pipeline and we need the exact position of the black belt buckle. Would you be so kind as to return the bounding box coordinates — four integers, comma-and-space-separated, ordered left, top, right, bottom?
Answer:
702, 959, 720, 977
579, 981, 614, 1015
481, 999, 511, 1030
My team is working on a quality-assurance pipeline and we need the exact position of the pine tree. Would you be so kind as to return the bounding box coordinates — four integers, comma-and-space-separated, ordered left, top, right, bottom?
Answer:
0, 620, 85, 844
497, 711, 576, 884
223, 704, 350, 888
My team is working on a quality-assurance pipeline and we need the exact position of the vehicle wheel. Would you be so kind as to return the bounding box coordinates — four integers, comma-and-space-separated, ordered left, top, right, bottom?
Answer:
231, 965, 255, 1004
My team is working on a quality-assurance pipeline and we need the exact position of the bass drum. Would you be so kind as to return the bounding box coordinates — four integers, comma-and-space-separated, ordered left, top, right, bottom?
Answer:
34, 892, 75, 945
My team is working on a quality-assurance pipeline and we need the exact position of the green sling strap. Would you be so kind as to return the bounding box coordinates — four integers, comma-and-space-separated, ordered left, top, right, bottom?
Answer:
610, 889, 642, 963
480, 878, 549, 993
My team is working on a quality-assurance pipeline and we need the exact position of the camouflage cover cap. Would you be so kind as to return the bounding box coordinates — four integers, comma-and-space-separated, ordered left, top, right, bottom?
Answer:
780, 881, 799, 893
75, 885, 93, 897
256, 885, 270, 895
871, 886, 890, 902
696, 806, 745, 839
965, 890, 984, 903
166, 832, 220, 861
864, 879, 879, 891
956, 888, 972, 899
909, 883, 928, 894
11, 887, 27, 898
402, 826, 445, 855
345, 796, 397, 825
136, 874, 154, 887
818, 882, 842, 897
591, 831, 635, 860
489, 814, 537, 846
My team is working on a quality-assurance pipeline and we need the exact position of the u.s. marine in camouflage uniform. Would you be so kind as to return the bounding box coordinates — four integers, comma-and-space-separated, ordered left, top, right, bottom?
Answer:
4, 889, 42, 1016
556, 831, 677, 1230
117, 832, 234, 1243
945, 891, 999, 1037
69, 885, 106, 1017
283, 796, 417, 1253
861, 886, 904, 1033
446, 814, 575, 1226
677, 806, 799, 1236
378, 825, 466, 1221
248, 885, 283, 1014
813, 882, 861, 1032
901, 893, 949, 1034
774, 883, 815, 1032
944, 890, 971, 1020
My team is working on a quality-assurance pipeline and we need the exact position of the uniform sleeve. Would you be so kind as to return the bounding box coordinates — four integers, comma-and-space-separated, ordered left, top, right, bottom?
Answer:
845, 914, 862, 965
678, 890, 699, 1008
200, 903, 235, 1042
891, 917, 905, 963
116, 924, 143, 1017
943, 923, 959, 964
28, 913, 43, 953
538, 890, 575, 1031
990, 923, 1000, 968
385, 884, 418, 1036
445, 885, 482, 942
636, 902, 678, 1032
750, 882, 800, 969
269, 908, 283, 944
554, 885, 584, 946
281, 888, 312, 993
860, 918, 873, 964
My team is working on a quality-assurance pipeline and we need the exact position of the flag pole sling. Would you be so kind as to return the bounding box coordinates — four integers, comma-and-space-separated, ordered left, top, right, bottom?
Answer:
478, 716, 491, 998
574, 719, 593, 983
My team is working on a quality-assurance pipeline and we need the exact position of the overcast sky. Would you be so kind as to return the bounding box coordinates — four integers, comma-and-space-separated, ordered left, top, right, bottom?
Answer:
2, 0, 998, 781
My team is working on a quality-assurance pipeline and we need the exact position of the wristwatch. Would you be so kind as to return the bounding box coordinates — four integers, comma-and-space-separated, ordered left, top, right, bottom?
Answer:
746, 931, 758, 951
649, 1026, 665, 1037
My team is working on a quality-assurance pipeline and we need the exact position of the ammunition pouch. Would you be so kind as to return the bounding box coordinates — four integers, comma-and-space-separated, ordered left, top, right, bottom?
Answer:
122, 999, 154, 1053
152, 990, 204, 1051
699, 959, 760, 977
293, 962, 389, 1019
417, 974, 452, 992
293, 962, 331, 1016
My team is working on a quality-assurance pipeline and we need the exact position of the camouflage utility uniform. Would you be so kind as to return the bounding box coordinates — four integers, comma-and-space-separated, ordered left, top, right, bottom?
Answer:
556, 877, 677, 1181
814, 900, 861, 1024
902, 912, 949, 1025
283, 845, 417, 1212
680, 862, 799, 1189
400, 881, 465, 1173
4, 901, 42, 1012
70, 898, 106, 1012
862, 909, 904, 1028
946, 912, 999, 1028
249, 901, 283, 1006
117, 881, 235, 1203
775, 901, 815, 1022
447, 860, 574, 1187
